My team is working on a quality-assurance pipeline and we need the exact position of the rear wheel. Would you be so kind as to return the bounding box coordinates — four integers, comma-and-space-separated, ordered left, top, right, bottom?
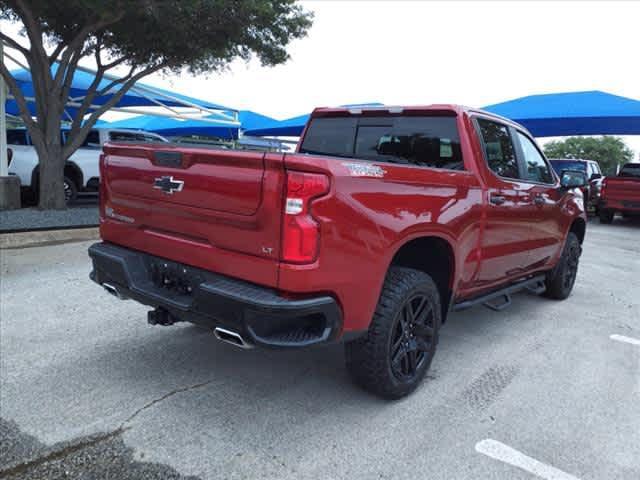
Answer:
599, 209, 614, 224
345, 267, 441, 399
544, 232, 581, 300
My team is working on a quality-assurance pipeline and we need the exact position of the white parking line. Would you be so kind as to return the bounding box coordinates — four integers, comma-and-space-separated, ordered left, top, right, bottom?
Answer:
610, 334, 640, 346
475, 439, 581, 480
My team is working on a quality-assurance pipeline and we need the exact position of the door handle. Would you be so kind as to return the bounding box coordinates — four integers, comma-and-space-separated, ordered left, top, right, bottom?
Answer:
534, 195, 545, 206
489, 194, 506, 206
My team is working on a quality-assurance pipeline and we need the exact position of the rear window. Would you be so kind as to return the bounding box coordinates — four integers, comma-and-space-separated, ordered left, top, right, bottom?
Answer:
549, 160, 587, 174
619, 164, 640, 178
109, 131, 162, 143
299, 115, 464, 170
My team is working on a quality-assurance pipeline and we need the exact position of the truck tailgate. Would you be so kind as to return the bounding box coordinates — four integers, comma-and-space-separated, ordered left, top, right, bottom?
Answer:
100, 144, 285, 287
606, 177, 640, 203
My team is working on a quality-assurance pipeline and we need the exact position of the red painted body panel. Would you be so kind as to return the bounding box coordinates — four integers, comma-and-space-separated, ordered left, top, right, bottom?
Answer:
98, 105, 586, 337
601, 172, 640, 213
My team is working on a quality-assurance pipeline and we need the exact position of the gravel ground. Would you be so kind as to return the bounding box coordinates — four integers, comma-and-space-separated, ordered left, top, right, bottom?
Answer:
0, 203, 98, 233
1, 217, 639, 479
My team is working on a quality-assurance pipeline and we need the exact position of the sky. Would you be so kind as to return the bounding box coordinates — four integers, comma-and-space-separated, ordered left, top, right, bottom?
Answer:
3, 1, 640, 156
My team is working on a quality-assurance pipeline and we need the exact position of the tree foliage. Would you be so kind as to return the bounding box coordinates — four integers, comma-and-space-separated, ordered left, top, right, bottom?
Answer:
0, 0, 312, 208
543, 136, 634, 175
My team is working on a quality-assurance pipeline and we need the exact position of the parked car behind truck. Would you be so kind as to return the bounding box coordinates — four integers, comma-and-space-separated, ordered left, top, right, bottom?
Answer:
549, 158, 603, 212
599, 163, 640, 223
89, 105, 587, 399
8, 127, 169, 204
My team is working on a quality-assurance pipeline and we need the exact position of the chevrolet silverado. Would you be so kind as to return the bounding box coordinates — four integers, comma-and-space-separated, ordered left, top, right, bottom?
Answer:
89, 105, 587, 398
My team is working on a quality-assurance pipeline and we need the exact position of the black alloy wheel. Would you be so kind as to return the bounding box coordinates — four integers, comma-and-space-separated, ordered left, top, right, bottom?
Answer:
390, 293, 436, 382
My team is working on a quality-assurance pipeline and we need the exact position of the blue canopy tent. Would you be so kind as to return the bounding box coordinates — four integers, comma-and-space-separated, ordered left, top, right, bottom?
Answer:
482, 91, 640, 137
244, 103, 384, 137
244, 113, 310, 137
237, 110, 278, 132
5, 63, 237, 120
107, 114, 240, 139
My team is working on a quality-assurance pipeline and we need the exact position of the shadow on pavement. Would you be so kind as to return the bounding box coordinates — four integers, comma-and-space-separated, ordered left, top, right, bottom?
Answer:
0, 418, 200, 480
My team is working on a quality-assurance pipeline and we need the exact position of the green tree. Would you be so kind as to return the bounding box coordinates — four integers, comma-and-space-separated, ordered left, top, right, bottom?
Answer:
543, 136, 634, 175
0, 0, 312, 209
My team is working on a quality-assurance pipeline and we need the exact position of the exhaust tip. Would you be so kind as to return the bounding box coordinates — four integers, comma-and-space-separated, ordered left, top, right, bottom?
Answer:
103, 282, 127, 300
214, 327, 254, 349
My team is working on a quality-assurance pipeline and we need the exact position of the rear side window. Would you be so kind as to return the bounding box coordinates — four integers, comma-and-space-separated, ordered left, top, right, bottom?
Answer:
516, 132, 554, 184
300, 115, 464, 170
80, 130, 101, 148
476, 118, 519, 179
300, 117, 357, 158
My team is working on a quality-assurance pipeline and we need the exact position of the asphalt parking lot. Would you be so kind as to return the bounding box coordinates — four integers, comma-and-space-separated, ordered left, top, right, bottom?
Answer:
1, 218, 639, 480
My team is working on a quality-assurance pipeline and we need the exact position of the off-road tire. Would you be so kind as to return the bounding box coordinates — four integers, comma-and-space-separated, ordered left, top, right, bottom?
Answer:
345, 267, 441, 399
544, 232, 581, 300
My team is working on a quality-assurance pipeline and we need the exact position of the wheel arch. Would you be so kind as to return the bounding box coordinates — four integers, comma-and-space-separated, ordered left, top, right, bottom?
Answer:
388, 235, 456, 321
64, 161, 84, 189
569, 217, 586, 244
31, 161, 84, 190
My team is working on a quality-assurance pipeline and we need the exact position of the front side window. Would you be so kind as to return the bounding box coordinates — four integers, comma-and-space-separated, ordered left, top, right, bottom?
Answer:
6, 130, 28, 145
300, 115, 464, 170
516, 132, 554, 184
476, 118, 519, 179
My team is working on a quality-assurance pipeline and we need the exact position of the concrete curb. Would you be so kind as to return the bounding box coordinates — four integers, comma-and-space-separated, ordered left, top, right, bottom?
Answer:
0, 227, 99, 249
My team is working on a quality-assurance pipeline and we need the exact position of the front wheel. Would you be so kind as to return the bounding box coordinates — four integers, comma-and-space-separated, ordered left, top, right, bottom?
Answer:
345, 267, 441, 399
544, 232, 581, 300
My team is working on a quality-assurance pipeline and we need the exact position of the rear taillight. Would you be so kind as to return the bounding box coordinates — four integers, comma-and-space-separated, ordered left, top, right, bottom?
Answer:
281, 171, 329, 263
600, 179, 607, 199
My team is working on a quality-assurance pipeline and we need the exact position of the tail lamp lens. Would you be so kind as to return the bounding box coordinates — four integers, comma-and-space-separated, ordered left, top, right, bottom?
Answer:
282, 171, 329, 263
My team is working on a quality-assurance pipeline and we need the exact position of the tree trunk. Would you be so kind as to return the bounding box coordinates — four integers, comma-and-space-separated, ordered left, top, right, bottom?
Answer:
36, 141, 67, 210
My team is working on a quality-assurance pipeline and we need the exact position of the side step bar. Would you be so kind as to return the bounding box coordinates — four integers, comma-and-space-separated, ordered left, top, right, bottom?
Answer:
452, 275, 547, 312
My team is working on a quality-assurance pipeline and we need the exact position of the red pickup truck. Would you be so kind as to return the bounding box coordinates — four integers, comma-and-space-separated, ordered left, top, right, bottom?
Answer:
599, 163, 640, 223
89, 105, 587, 398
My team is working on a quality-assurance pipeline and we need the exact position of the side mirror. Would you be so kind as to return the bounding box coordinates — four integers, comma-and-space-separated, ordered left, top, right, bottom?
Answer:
590, 173, 602, 181
561, 169, 588, 189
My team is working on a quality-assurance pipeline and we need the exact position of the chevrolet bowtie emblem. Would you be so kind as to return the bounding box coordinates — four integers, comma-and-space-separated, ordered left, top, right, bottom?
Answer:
153, 176, 184, 194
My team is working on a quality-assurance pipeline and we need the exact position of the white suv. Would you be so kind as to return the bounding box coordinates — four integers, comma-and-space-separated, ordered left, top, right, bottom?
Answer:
8, 128, 169, 204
